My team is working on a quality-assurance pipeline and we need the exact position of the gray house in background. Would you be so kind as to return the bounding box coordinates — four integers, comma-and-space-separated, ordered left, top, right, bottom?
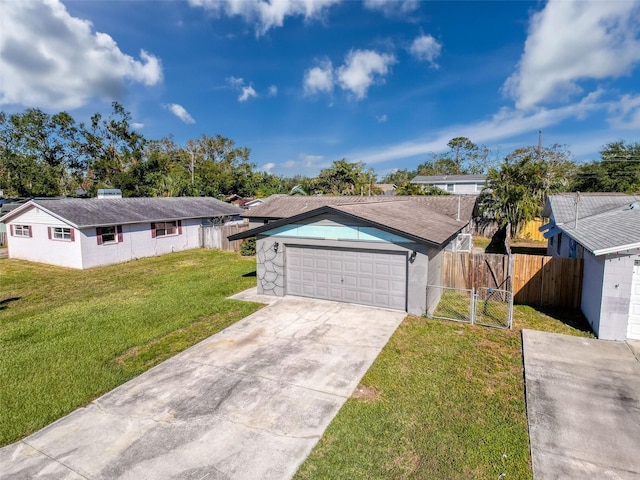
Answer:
541, 193, 640, 341
229, 195, 476, 316
411, 174, 486, 195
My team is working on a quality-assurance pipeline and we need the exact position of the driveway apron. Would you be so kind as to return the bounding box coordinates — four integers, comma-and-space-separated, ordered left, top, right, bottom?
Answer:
0, 291, 405, 480
522, 329, 640, 479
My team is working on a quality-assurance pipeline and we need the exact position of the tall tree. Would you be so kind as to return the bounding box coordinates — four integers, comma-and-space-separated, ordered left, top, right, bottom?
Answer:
312, 159, 377, 195
479, 145, 575, 237
0, 109, 84, 196
572, 141, 640, 193
81, 102, 146, 193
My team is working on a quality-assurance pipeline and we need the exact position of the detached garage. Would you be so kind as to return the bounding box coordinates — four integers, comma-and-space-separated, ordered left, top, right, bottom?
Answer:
229, 198, 474, 315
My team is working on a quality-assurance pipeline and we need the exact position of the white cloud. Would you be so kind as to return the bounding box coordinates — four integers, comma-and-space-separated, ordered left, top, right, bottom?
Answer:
131, 122, 144, 129
303, 61, 335, 96
165, 104, 196, 124
363, 0, 419, 17
337, 49, 396, 100
607, 94, 640, 129
302, 154, 324, 167
226, 76, 245, 88
281, 160, 297, 168
504, 0, 640, 110
0, 0, 162, 110
350, 91, 604, 165
261, 162, 276, 173
189, 0, 341, 36
226, 76, 259, 102
239, 86, 258, 102
267, 85, 278, 96
376, 114, 387, 123
409, 34, 442, 67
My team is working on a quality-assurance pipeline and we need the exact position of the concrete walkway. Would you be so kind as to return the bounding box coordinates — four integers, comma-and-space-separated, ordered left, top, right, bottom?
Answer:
0, 290, 405, 479
522, 329, 640, 479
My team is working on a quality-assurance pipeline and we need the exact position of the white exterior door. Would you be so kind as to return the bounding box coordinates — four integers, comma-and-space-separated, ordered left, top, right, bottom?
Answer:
286, 246, 407, 310
628, 260, 640, 340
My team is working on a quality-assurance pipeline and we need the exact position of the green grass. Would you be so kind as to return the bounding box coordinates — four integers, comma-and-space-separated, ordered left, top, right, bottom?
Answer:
0, 250, 260, 446
295, 306, 593, 480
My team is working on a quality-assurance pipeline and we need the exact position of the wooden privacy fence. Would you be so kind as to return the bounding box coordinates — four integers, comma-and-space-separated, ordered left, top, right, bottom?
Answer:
511, 254, 583, 309
518, 218, 545, 242
200, 222, 249, 252
441, 251, 583, 309
442, 252, 511, 291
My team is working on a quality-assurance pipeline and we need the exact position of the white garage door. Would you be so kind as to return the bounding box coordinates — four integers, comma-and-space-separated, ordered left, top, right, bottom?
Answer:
628, 260, 640, 340
286, 246, 407, 310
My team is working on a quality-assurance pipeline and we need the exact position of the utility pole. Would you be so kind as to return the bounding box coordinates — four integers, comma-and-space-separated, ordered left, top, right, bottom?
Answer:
537, 130, 543, 161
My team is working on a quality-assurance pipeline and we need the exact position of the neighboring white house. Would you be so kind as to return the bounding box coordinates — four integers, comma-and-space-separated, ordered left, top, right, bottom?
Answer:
411, 174, 486, 194
541, 193, 640, 341
0, 197, 242, 269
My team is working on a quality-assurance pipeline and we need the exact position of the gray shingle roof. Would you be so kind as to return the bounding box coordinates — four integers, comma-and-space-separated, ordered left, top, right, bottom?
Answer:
230, 197, 472, 246
560, 207, 640, 255
1, 197, 243, 228
242, 195, 477, 223
332, 201, 467, 245
543, 193, 640, 255
542, 193, 634, 224
411, 174, 486, 184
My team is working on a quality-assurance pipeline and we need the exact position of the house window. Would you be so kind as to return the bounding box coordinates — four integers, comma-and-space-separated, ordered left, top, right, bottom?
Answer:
97, 226, 123, 245
446, 183, 455, 192
475, 183, 484, 192
151, 220, 181, 238
48, 227, 75, 242
11, 225, 32, 237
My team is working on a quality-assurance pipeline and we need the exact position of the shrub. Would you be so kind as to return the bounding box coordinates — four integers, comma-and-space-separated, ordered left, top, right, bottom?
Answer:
240, 237, 256, 256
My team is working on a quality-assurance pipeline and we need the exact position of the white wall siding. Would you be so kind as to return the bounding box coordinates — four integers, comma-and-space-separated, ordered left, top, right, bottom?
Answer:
599, 251, 640, 341
14, 206, 69, 227
581, 251, 605, 337
79, 219, 203, 269
6, 207, 205, 269
6, 207, 82, 269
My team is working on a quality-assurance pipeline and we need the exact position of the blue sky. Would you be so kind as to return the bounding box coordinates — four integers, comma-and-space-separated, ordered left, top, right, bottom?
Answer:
1, 0, 640, 178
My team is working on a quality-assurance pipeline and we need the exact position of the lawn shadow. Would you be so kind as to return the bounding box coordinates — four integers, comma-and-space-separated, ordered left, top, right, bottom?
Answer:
242, 271, 257, 278
530, 305, 594, 335
0, 297, 21, 310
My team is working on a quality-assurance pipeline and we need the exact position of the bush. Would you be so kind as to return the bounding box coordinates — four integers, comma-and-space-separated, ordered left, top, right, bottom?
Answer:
240, 237, 256, 256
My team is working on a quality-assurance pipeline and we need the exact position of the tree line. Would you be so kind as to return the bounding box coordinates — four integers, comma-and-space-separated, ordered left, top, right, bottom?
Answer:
1, 103, 638, 235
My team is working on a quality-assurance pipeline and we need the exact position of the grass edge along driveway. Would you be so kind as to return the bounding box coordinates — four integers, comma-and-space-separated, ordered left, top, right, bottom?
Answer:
0, 250, 261, 447
295, 306, 593, 480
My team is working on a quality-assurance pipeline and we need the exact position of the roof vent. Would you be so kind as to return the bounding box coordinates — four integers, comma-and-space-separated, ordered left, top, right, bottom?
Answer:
627, 201, 640, 210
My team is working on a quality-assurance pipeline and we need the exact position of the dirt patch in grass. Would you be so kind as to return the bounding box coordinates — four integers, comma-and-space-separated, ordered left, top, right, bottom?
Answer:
351, 384, 381, 402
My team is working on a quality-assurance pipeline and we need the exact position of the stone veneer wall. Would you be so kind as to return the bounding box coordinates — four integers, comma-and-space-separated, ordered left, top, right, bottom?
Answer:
256, 237, 285, 296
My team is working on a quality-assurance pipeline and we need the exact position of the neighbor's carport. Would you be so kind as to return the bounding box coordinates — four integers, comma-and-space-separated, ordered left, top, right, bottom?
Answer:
522, 329, 640, 479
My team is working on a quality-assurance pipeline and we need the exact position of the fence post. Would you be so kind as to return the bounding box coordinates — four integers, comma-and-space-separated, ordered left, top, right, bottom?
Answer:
470, 287, 476, 325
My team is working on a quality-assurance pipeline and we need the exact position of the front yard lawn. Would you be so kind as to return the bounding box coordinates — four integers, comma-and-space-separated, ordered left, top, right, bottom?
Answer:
0, 250, 260, 447
295, 306, 593, 479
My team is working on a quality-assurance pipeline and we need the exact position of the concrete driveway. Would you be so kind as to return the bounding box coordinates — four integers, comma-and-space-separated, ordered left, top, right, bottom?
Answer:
0, 290, 405, 479
522, 329, 640, 479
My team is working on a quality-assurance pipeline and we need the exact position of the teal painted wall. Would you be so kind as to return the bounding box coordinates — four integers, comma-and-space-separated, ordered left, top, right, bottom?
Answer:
264, 223, 411, 243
